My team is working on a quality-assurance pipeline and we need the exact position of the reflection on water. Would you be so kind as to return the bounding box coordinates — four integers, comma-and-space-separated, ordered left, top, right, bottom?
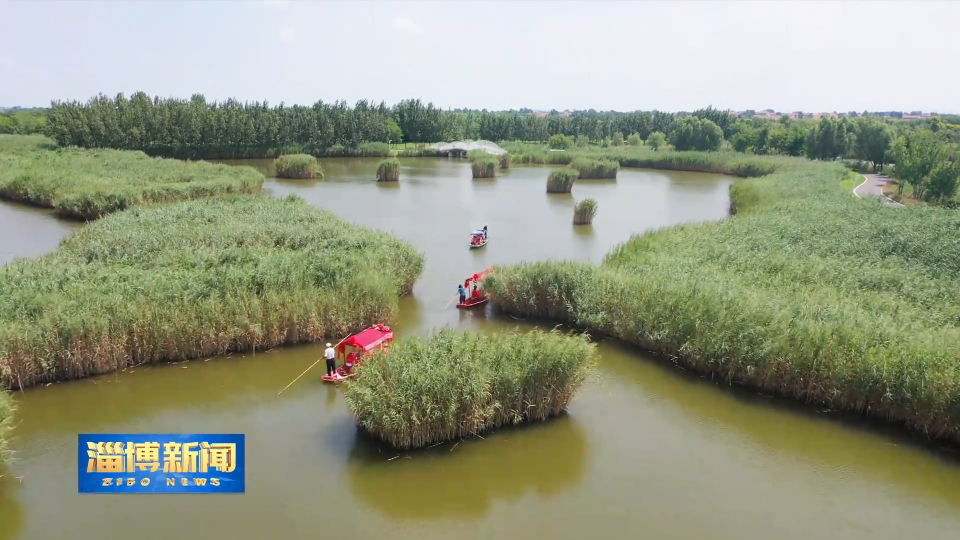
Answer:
346, 414, 587, 520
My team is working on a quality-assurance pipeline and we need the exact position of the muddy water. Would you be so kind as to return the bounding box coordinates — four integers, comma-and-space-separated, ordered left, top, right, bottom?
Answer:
1, 158, 959, 540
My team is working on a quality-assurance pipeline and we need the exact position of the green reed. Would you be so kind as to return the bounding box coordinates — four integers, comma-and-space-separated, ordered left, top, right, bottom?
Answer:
485, 152, 960, 445
343, 328, 597, 449
274, 154, 322, 179
0, 146, 264, 220
573, 198, 598, 224
377, 159, 400, 182
546, 168, 579, 193
0, 195, 424, 390
469, 151, 497, 178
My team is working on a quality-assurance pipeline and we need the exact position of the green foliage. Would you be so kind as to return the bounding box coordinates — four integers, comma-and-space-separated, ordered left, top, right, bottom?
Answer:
548, 134, 574, 150
669, 116, 723, 151
569, 157, 619, 179
0, 195, 425, 389
626, 133, 643, 146
497, 153, 512, 169
0, 147, 264, 220
0, 390, 14, 464
376, 159, 400, 182
0, 108, 48, 135
486, 153, 960, 444
646, 131, 666, 150
853, 116, 895, 171
573, 198, 598, 225
575, 134, 590, 148
0, 134, 57, 153
888, 129, 954, 200
611, 131, 624, 146
342, 328, 597, 449
274, 154, 321, 179
546, 168, 579, 193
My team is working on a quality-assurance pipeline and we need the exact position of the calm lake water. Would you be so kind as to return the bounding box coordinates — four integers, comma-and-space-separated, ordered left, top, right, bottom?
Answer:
1, 157, 959, 540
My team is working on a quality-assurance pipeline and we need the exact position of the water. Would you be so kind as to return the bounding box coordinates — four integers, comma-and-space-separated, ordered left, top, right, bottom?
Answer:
1, 157, 959, 540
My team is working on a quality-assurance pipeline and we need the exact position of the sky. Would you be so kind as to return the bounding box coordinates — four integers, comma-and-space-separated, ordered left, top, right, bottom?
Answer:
1, 0, 958, 113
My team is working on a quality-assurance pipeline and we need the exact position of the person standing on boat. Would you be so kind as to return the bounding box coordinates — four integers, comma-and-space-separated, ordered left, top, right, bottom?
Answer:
324, 343, 336, 376
458, 283, 467, 305
482, 225, 488, 239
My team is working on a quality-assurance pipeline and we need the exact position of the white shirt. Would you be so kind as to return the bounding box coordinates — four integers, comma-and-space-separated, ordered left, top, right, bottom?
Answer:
324, 347, 335, 360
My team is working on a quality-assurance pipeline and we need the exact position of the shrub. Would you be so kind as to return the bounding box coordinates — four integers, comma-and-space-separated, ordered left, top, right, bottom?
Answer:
548, 134, 574, 150
0, 390, 14, 464
498, 153, 512, 169
0, 195, 424, 389
469, 152, 497, 178
343, 328, 597, 449
274, 154, 321, 179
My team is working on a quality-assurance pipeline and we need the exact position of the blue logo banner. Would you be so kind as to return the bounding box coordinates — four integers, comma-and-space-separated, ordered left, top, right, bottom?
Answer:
78, 433, 245, 494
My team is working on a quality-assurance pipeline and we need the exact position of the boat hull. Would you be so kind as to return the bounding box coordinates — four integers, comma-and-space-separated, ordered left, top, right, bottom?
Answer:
457, 296, 489, 309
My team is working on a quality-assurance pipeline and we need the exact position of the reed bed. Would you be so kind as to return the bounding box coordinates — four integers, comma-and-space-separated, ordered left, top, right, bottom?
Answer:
376, 159, 400, 182
0, 147, 264, 220
274, 154, 322, 179
0, 390, 13, 464
573, 199, 598, 225
0, 195, 424, 390
546, 169, 579, 193
498, 153, 512, 169
485, 155, 960, 445
343, 328, 597, 449
0, 134, 57, 153
469, 152, 497, 179
570, 157, 619, 179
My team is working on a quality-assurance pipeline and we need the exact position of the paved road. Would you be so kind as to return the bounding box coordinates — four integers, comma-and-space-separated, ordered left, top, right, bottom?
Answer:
854, 174, 905, 208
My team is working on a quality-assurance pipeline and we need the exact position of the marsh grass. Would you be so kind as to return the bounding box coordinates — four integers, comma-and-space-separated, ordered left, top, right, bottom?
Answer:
469, 151, 497, 178
0, 134, 57, 153
0, 390, 13, 464
485, 153, 960, 444
343, 328, 597, 449
0, 195, 424, 390
498, 153, 512, 169
274, 154, 321, 179
377, 159, 400, 182
546, 169, 579, 193
0, 147, 264, 220
573, 198, 597, 225
570, 157, 619, 179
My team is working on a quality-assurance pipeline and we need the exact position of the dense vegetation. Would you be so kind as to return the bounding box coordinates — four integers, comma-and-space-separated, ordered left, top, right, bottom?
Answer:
0, 108, 47, 135
274, 154, 321, 179
343, 328, 597, 449
0, 195, 424, 390
573, 199, 597, 225
0, 147, 264, 220
546, 168, 579, 193
485, 151, 960, 444
376, 159, 400, 182
570, 157, 619, 179
469, 151, 497, 178
0, 389, 12, 464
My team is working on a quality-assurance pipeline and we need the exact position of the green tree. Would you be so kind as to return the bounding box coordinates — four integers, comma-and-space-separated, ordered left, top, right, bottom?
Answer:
853, 116, 894, 171
646, 131, 666, 151
888, 130, 943, 198
387, 119, 403, 144
548, 134, 574, 150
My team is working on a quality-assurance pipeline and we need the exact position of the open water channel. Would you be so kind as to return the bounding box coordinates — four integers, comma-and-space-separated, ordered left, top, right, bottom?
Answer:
1, 157, 959, 540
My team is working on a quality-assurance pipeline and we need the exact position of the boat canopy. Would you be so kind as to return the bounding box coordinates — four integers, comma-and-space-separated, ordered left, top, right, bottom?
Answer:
471, 230, 485, 235
338, 324, 394, 353
466, 269, 490, 284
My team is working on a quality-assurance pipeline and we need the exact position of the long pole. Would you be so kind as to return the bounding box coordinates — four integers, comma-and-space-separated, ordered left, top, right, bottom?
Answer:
445, 294, 460, 309
277, 334, 351, 396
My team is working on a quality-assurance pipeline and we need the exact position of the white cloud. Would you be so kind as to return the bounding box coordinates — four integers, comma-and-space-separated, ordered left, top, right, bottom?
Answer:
391, 17, 423, 34
279, 25, 297, 43
260, 0, 289, 9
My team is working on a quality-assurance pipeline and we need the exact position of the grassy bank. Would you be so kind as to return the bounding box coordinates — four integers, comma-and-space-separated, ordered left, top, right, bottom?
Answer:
484, 151, 960, 444
274, 154, 321, 179
0, 147, 264, 220
343, 328, 597, 449
0, 195, 424, 390
0, 134, 57, 153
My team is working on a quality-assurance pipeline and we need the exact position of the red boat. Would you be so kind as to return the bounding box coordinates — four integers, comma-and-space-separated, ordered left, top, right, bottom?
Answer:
457, 269, 490, 309
321, 324, 394, 383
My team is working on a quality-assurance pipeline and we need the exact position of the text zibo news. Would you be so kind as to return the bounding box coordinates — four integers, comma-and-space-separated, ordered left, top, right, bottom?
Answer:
77, 433, 246, 494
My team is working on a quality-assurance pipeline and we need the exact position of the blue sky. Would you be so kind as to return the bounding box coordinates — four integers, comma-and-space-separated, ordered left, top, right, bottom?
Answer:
1, 0, 957, 113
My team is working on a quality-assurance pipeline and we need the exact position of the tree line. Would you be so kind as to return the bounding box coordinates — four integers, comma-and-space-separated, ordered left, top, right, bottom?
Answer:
0, 108, 47, 135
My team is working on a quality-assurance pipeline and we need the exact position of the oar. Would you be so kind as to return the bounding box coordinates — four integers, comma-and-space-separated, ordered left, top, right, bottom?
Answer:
277, 334, 351, 396
444, 294, 460, 309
